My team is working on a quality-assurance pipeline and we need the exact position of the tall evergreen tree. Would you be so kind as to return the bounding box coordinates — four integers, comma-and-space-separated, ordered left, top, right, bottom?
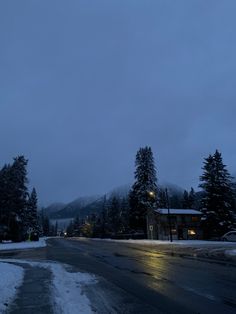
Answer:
188, 187, 196, 209
0, 164, 12, 230
119, 197, 130, 232
182, 188, 195, 209
11, 156, 28, 216
107, 196, 121, 233
158, 188, 168, 208
182, 190, 189, 209
129, 146, 158, 233
0, 156, 29, 241
199, 150, 236, 238
26, 187, 40, 235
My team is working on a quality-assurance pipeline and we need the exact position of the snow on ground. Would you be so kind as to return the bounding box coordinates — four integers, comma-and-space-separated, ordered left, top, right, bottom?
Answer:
0, 262, 24, 313
225, 249, 236, 256
0, 237, 47, 251
49, 263, 96, 314
89, 238, 236, 257
0, 259, 97, 314
91, 238, 236, 246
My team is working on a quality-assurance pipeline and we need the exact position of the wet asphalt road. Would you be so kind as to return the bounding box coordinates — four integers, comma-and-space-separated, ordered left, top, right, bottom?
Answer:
2, 238, 236, 314
47, 238, 236, 314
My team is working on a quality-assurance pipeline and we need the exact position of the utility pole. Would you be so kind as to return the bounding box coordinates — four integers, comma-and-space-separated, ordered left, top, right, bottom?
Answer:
165, 188, 173, 242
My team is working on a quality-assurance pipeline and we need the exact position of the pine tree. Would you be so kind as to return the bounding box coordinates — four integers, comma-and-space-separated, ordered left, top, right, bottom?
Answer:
182, 188, 195, 209
119, 197, 130, 232
100, 195, 108, 237
188, 187, 195, 209
26, 188, 40, 236
158, 188, 168, 208
6, 156, 28, 241
107, 196, 121, 234
0, 164, 12, 232
199, 150, 236, 238
182, 190, 189, 209
41, 213, 50, 236
129, 146, 158, 233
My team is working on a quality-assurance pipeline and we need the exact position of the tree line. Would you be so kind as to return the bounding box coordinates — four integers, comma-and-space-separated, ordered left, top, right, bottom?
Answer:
0, 156, 56, 242
1, 148, 236, 242
67, 147, 236, 240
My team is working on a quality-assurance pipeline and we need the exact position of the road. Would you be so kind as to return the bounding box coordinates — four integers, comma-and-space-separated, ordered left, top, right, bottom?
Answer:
3, 239, 236, 314
2, 238, 236, 314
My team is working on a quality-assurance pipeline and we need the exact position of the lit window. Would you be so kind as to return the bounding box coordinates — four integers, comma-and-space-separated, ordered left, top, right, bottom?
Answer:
188, 229, 196, 235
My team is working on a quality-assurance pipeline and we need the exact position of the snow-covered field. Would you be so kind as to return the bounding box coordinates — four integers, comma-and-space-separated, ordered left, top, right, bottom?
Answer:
0, 259, 96, 314
0, 237, 47, 251
0, 262, 24, 313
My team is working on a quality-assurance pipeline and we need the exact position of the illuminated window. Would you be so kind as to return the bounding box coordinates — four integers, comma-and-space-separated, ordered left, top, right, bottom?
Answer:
192, 216, 199, 222
188, 229, 196, 235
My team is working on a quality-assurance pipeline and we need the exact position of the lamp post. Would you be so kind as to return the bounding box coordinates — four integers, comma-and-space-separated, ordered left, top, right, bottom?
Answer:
165, 188, 173, 242
146, 191, 155, 240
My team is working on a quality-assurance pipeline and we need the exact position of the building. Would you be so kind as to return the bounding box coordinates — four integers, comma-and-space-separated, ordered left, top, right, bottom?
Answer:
147, 209, 202, 240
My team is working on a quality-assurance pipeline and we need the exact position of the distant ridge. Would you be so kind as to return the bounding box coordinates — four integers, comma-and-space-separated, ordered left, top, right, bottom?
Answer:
48, 195, 101, 219
45, 183, 187, 219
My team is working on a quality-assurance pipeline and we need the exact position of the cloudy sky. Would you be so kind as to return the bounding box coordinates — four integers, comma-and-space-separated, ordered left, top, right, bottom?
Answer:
1, 0, 236, 205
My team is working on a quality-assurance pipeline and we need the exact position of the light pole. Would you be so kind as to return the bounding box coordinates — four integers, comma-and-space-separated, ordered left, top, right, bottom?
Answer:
146, 191, 155, 240
165, 188, 173, 242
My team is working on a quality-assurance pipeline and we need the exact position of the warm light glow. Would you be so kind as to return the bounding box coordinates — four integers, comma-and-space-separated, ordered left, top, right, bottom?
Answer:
148, 191, 155, 197
188, 229, 196, 235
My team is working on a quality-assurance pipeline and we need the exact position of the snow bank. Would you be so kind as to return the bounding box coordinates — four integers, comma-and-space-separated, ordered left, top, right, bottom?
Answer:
91, 238, 236, 246
225, 249, 236, 256
0, 237, 47, 251
0, 259, 96, 314
50, 263, 96, 314
0, 262, 24, 313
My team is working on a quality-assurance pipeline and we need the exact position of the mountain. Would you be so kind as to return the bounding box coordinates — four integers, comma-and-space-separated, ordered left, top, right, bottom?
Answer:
159, 182, 184, 196
45, 183, 188, 220
48, 195, 101, 219
43, 202, 65, 216
107, 184, 131, 198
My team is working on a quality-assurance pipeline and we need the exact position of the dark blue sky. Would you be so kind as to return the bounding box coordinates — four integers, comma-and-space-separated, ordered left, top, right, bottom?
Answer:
1, 1, 236, 204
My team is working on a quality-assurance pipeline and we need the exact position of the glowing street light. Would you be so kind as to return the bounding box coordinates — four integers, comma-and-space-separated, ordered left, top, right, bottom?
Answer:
148, 191, 155, 198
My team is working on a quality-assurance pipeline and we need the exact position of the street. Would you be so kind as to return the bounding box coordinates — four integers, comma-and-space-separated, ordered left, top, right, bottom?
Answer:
1, 238, 235, 314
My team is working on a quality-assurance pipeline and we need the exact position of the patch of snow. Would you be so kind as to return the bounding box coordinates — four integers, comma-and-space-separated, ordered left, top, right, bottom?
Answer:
0, 237, 47, 251
49, 263, 96, 314
0, 259, 96, 314
225, 249, 236, 256
0, 262, 24, 313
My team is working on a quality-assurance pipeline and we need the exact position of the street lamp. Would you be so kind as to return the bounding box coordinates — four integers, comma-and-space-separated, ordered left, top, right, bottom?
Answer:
148, 191, 155, 198
146, 191, 156, 240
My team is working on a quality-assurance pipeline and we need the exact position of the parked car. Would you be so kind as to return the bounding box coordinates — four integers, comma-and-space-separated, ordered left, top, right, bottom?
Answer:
221, 231, 236, 242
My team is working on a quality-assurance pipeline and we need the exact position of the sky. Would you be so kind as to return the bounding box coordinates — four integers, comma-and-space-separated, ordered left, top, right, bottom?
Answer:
1, 0, 236, 205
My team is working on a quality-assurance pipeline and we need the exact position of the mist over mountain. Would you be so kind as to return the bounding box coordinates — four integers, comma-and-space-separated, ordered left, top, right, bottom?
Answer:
107, 184, 131, 199
43, 203, 65, 215
44, 182, 187, 220
159, 182, 185, 196
48, 195, 100, 219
